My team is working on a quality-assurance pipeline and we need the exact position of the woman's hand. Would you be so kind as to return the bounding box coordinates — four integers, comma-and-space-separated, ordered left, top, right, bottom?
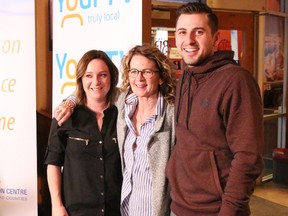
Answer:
52, 204, 69, 216
47, 165, 69, 216
54, 100, 75, 126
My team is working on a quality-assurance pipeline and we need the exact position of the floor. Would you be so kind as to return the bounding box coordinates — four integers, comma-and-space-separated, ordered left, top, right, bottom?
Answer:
253, 180, 288, 207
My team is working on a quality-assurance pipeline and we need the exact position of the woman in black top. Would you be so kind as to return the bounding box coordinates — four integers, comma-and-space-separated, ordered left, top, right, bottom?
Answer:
44, 50, 122, 216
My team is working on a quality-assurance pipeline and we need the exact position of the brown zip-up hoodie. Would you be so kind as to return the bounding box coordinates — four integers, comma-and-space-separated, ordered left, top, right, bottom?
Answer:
166, 51, 263, 216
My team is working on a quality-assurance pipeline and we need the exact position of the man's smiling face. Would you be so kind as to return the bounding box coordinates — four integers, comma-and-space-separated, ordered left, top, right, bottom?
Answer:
175, 13, 219, 67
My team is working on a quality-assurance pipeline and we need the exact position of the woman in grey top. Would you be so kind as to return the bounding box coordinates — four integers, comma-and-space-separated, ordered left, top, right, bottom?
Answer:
55, 44, 176, 216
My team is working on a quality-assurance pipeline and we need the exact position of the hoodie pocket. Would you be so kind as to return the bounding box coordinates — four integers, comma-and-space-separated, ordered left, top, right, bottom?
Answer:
208, 150, 224, 196
167, 146, 224, 206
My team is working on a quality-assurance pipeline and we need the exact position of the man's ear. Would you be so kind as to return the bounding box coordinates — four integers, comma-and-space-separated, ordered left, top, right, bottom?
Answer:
213, 31, 220, 47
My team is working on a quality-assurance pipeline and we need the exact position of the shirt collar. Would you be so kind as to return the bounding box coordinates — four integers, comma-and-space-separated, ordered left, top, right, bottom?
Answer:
125, 92, 164, 117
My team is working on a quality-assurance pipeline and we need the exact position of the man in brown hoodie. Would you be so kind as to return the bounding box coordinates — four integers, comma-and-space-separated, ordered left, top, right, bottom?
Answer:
165, 2, 263, 216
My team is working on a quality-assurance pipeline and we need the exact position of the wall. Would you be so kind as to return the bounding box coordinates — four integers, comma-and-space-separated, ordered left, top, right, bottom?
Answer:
35, 1, 52, 214
35, 0, 53, 117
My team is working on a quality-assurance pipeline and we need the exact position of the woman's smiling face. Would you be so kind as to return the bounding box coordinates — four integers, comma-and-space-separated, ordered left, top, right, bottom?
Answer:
82, 59, 111, 103
128, 54, 163, 99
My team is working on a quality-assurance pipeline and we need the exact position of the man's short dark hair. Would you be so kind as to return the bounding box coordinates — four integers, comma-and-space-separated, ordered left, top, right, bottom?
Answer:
176, 2, 218, 34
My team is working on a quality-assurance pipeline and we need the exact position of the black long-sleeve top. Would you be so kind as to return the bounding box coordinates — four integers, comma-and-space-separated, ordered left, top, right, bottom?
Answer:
44, 105, 122, 216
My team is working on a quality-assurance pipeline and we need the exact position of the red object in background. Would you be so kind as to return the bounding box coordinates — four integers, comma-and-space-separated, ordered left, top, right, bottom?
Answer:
218, 39, 231, 50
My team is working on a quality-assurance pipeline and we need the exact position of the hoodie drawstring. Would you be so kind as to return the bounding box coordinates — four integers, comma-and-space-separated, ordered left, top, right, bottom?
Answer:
176, 70, 187, 126
176, 70, 198, 129
177, 69, 212, 130
186, 72, 196, 129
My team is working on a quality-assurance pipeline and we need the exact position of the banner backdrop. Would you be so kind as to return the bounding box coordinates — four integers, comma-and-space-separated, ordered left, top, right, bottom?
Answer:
0, 0, 37, 216
53, 0, 143, 110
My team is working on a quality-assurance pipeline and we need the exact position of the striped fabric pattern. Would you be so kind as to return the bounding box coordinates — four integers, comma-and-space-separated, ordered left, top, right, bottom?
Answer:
121, 93, 163, 216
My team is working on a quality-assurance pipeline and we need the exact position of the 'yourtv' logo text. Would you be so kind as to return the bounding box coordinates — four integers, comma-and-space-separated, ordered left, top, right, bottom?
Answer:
58, 0, 131, 27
